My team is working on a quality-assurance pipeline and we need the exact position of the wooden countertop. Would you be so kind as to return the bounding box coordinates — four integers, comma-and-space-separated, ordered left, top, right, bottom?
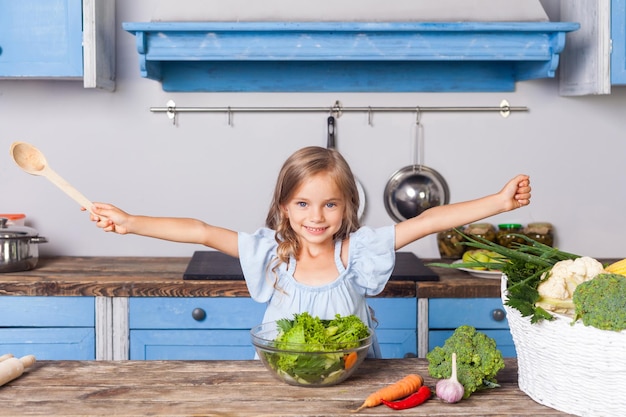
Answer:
0, 256, 501, 298
0, 358, 572, 416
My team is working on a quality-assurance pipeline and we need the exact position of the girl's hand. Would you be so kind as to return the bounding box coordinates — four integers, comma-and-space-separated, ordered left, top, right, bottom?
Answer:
82, 203, 130, 234
502, 174, 531, 210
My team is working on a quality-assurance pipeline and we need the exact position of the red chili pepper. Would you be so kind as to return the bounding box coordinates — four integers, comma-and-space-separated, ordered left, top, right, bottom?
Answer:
381, 385, 432, 410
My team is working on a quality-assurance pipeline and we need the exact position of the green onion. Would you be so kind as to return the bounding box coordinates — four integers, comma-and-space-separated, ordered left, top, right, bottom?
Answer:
428, 229, 581, 323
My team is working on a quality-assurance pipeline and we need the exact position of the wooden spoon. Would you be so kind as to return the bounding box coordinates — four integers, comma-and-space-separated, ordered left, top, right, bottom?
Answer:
10, 141, 94, 213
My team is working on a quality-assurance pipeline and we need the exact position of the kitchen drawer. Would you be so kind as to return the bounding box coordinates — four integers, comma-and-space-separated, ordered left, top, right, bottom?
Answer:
0, 296, 95, 360
129, 297, 265, 330
428, 298, 509, 330
0, 328, 95, 359
375, 329, 417, 358
0, 296, 95, 327
130, 329, 255, 360
368, 298, 416, 329
428, 329, 516, 358
368, 298, 417, 358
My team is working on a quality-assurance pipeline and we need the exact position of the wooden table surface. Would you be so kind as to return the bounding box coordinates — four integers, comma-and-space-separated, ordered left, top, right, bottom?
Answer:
0, 358, 572, 417
0, 256, 502, 298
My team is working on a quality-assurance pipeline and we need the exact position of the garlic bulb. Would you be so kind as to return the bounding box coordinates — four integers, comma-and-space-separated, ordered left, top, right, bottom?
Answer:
435, 352, 464, 403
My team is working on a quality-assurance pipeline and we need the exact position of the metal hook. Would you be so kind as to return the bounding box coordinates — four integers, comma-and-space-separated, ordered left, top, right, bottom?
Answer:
331, 100, 342, 119
367, 106, 374, 127
415, 106, 422, 126
227, 106, 233, 126
166, 99, 177, 126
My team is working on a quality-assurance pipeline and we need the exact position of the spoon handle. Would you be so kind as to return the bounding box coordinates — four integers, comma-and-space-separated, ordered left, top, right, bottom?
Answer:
42, 167, 94, 213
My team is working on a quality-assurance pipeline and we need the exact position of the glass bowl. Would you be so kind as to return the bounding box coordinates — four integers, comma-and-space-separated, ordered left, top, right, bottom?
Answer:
250, 321, 372, 387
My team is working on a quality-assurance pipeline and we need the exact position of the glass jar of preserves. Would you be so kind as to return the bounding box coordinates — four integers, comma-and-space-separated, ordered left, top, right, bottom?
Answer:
496, 223, 525, 248
466, 223, 496, 243
525, 222, 554, 247
437, 228, 466, 259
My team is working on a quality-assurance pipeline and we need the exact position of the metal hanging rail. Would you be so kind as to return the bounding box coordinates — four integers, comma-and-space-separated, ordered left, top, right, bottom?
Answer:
151, 99, 528, 125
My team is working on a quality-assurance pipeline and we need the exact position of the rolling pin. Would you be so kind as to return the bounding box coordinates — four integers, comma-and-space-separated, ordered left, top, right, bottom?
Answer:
0, 353, 14, 362
0, 355, 36, 387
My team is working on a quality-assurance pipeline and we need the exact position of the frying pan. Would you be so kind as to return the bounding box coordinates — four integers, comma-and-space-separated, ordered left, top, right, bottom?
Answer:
383, 117, 449, 223
327, 116, 366, 220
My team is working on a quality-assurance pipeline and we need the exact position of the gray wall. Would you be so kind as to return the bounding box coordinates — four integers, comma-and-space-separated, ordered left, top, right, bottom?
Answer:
1, 1, 624, 259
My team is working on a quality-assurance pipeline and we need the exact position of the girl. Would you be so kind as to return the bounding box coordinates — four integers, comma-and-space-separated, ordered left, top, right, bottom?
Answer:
89, 146, 531, 357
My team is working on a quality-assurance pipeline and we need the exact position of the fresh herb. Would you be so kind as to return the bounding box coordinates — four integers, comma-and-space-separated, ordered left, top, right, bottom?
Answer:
429, 230, 580, 323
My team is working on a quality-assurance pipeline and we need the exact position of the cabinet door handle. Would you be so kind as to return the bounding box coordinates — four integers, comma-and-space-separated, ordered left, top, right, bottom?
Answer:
192, 308, 207, 321
491, 308, 506, 322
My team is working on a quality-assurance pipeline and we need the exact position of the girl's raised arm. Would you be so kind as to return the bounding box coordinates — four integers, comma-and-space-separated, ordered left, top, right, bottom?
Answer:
88, 203, 240, 257
394, 174, 531, 250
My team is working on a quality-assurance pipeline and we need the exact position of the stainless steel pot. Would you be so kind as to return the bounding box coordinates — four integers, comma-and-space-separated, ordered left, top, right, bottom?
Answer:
0, 218, 48, 272
383, 118, 449, 223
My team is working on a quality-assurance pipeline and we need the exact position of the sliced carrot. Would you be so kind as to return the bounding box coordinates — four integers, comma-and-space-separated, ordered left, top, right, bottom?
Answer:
344, 352, 358, 370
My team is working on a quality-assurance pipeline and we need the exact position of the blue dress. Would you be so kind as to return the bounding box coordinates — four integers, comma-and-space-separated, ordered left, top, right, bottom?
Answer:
238, 225, 396, 357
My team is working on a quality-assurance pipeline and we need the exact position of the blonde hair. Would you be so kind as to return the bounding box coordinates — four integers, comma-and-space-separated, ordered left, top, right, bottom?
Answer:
266, 146, 361, 268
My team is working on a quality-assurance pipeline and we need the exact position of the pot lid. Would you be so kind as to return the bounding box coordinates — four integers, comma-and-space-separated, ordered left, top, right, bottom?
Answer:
0, 218, 39, 238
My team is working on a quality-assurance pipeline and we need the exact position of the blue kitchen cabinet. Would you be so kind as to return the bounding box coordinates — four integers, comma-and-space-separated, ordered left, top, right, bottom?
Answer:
428, 298, 516, 358
367, 298, 417, 358
129, 297, 266, 360
129, 297, 416, 360
612, 0, 626, 84
0, 296, 95, 359
0, 0, 115, 89
0, 0, 83, 77
560, 0, 626, 94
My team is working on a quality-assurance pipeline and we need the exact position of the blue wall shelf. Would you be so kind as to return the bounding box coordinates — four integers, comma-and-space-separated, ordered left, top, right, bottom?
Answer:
123, 21, 579, 92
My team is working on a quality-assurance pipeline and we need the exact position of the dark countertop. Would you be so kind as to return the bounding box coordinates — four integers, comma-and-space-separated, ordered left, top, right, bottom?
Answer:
0, 358, 573, 416
0, 256, 502, 298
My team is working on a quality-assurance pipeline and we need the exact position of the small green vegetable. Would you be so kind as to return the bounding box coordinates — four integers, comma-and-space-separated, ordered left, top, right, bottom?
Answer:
426, 325, 505, 399
573, 273, 626, 331
267, 312, 369, 384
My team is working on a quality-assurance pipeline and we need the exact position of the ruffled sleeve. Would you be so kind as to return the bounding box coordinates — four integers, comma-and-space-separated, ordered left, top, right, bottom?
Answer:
238, 228, 280, 303
348, 225, 396, 296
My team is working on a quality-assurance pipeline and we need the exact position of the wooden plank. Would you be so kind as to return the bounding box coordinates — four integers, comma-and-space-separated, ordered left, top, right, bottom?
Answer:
5, 255, 568, 299
6, 256, 555, 299
0, 359, 572, 416
82, 0, 116, 90
0, 257, 419, 297
559, 0, 611, 95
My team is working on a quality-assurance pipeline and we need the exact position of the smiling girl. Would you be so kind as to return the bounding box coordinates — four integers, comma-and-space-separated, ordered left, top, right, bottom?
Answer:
89, 146, 531, 357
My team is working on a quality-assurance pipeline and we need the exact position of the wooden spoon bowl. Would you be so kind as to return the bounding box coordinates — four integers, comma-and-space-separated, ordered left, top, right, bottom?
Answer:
10, 141, 95, 213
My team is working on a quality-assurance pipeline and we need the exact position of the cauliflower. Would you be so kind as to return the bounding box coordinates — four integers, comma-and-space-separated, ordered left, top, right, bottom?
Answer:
535, 256, 605, 315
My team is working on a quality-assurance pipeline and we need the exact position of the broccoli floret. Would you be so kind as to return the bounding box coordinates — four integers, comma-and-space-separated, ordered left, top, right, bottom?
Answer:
573, 273, 626, 331
426, 325, 505, 399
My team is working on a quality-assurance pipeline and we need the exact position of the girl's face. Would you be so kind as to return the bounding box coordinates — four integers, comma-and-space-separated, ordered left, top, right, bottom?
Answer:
282, 172, 345, 246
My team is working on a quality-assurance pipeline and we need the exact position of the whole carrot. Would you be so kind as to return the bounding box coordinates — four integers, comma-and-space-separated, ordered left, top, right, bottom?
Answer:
381, 386, 432, 410
354, 373, 424, 412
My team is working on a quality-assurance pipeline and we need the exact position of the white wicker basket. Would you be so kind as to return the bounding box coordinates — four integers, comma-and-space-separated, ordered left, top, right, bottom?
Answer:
501, 276, 626, 417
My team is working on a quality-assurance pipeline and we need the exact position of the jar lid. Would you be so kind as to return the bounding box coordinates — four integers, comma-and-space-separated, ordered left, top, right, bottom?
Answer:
498, 223, 522, 229
0, 218, 38, 238
466, 223, 494, 233
526, 222, 553, 233
0, 213, 25, 221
